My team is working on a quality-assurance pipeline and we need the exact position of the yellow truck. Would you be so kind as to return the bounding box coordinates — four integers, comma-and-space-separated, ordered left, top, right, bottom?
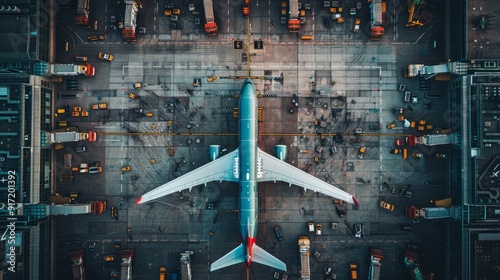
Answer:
92, 103, 107, 110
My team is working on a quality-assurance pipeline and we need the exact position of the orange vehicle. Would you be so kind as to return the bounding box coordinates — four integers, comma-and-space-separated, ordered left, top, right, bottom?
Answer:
243, 0, 249, 16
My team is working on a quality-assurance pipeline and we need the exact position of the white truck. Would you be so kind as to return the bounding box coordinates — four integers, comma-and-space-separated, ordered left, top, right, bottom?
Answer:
46, 131, 96, 143
50, 63, 95, 77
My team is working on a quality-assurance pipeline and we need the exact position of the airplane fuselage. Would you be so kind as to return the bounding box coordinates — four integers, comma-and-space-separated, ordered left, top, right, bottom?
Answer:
238, 78, 258, 266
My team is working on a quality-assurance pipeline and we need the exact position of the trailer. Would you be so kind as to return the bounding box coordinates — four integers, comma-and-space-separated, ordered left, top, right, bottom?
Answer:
50, 63, 95, 77
69, 250, 86, 280
369, 0, 386, 40
120, 250, 134, 280
203, 0, 218, 35
122, 0, 139, 41
75, 0, 90, 25
45, 130, 96, 144
368, 248, 384, 280
288, 0, 300, 32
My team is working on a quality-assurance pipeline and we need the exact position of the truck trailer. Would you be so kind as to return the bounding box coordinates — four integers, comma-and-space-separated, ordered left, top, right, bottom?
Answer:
369, 0, 386, 40
203, 0, 218, 35
46, 130, 96, 144
288, 0, 300, 32
75, 0, 90, 25
50, 63, 95, 77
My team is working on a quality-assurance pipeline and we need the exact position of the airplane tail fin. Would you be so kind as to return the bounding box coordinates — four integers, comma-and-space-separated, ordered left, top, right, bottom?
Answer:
252, 244, 287, 271
210, 244, 245, 271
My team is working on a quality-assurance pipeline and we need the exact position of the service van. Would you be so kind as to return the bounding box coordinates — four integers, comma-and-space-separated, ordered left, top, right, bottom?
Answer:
308, 222, 314, 232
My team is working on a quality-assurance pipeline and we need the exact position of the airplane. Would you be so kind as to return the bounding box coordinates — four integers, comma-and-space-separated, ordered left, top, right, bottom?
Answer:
135, 78, 359, 272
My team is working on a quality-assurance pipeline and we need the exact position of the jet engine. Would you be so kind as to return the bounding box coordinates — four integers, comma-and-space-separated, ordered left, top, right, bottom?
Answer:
209, 145, 220, 161
273, 145, 288, 161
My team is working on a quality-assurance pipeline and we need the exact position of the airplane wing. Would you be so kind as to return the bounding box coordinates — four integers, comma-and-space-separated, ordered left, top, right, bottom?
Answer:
257, 149, 359, 205
136, 149, 239, 204
252, 244, 287, 271
210, 244, 245, 271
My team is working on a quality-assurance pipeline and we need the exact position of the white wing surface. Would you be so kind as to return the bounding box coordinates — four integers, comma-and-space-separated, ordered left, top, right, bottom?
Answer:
136, 149, 239, 204
257, 148, 359, 205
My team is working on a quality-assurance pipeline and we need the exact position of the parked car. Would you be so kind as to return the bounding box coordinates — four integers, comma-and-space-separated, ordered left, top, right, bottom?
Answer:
395, 139, 404, 146
380, 201, 395, 211
315, 224, 322, 235
274, 226, 283, 241
412, 152, 423, 158
87, 35, 105, 41
398, 84, 406, 92
98, 52, 114, 61
354, 223, 364, 238
436, 153, 447, 159
111, 206, 118, 219
369, 124, 379, 130
390, 148, 400, 154
386, 123, 396, 129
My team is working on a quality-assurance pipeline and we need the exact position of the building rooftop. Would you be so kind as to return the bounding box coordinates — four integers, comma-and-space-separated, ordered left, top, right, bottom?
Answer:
467, 0, 500, 59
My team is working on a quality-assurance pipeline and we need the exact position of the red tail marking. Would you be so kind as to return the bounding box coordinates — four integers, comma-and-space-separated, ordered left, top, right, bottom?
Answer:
352, 196, 360, 205
246, 236, 256, 267
135, 197, 143, 204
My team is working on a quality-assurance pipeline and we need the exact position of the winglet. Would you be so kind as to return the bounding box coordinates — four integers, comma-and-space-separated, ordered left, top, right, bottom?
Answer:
352, 196, 360, 205
135, 196, 143, 205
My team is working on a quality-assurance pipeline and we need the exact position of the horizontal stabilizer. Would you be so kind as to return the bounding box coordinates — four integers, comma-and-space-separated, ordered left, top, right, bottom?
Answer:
210, 244, 245, 271
252, 244, 287, 271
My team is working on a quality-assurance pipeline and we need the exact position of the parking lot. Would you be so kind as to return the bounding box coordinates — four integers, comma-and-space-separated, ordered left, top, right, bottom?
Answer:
53, 1, 449, 279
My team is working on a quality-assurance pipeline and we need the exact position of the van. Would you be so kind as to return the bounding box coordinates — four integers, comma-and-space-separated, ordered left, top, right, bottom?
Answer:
274, 226, 283, 241
404, 91, 411, 102
403, 148, 408, 159
57, 108, 66, 114
76, 146, 87, 153
75, 56, 88, 62
58, 121, 68, 127
308, 222, 314, 232
301, 35, 313, 40
160, 267, 167, 280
